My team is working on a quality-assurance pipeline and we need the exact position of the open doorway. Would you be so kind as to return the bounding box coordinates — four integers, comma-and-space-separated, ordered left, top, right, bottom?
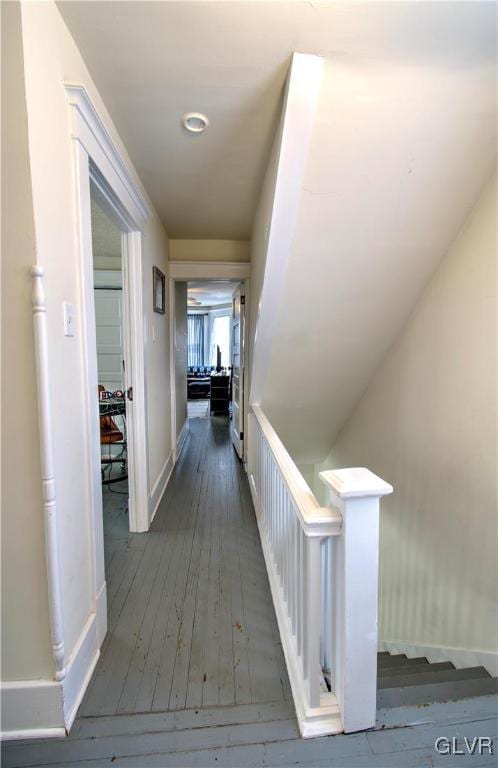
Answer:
186, 281, 234, 420
90, 191, 129, 546
168, 262, 250, 468
181, 279, 246, 456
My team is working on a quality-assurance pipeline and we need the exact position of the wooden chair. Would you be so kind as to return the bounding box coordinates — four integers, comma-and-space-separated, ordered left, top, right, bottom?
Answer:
98, 385, 124, 444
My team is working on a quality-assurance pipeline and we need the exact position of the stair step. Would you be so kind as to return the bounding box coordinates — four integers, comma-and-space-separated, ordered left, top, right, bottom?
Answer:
378, 665, 490, 690
377, 654, 429, 668
71, 700, 295, 741
378, 661, 454, 678
377, 675, 498, 708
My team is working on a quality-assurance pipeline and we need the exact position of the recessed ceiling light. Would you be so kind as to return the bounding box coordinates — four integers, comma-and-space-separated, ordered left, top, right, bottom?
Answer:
182, 112, 209, 134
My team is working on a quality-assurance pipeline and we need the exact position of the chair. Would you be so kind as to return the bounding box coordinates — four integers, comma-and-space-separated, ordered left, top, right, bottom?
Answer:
98, 385, 127, 484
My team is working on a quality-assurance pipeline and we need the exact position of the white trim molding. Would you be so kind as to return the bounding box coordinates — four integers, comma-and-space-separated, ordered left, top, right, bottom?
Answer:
0, 681, 65, 741
121, 231, 150, 533
61, 614, 100, 732
149, 450, 174, 524
380, 640, 498, 678
31, 266, 66, 683
169, 261, 250, 280
64, 83, 150, 226
176, 418, 190, 462
1, 612, 101, 740
149, 420, 189, 526
66, 82, 151, 537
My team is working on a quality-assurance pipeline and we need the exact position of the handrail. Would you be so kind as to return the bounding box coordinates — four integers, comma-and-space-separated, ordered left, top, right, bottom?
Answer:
248, 402, 393, 738
251, 405, 342, 537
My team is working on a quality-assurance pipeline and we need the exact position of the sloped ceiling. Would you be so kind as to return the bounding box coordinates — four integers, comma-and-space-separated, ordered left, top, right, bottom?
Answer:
58, 1, 496, 240
261, 47, 496, 463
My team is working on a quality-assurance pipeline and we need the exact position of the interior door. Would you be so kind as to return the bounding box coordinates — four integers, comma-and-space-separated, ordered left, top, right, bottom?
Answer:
94, 287, 124, 392
231, 285, 245, 458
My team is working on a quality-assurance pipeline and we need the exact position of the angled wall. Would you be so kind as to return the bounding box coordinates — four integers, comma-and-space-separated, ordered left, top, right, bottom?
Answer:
315, 173, 497, 670
257, 50, 496, 465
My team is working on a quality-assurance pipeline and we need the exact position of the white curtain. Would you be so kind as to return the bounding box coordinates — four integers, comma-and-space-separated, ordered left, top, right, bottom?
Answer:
187, 314, 205, 366
210, 315, 230, 367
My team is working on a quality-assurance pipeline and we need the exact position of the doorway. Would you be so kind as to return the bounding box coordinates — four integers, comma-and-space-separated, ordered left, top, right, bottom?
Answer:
90, 191, 129, 545
186, 280, 234, 421
168, 261, 250, 467
174, 279, 246, 460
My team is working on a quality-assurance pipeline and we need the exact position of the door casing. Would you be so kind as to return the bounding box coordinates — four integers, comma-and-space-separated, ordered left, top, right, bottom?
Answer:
66, 84, 151, 649
168, 261, 250, 464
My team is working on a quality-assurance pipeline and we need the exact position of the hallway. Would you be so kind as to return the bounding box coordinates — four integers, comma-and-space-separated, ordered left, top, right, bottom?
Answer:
4, 418, 498, 766
81, 416, 291, 717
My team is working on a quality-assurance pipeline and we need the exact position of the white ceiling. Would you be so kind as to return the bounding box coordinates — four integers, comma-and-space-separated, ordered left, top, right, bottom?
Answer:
187, 280, 238, 308
58, 1, 496, 240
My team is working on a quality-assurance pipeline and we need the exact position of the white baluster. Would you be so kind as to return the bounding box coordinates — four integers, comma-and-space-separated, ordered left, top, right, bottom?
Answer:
304, 536, 322, 708
297, 527, 303, 658
291, 510, 297, 634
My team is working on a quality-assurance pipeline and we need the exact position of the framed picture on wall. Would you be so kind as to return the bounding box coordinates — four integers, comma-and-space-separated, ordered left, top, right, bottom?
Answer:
153, 266, 165, 314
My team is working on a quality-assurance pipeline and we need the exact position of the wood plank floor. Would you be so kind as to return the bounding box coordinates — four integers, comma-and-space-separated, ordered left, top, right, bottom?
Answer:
80, 416, 291, 718
3, 416, 497, 766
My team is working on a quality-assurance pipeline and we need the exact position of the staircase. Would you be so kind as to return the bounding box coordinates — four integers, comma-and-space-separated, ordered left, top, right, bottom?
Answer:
4, 658, 496, 767
377, 652, 497, 709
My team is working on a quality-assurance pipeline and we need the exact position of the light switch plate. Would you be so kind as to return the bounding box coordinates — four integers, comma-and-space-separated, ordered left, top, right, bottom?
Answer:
63, 301, 75, 337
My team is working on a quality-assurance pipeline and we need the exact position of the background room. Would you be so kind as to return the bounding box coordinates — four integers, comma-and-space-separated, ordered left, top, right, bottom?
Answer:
186, 280, 238, 419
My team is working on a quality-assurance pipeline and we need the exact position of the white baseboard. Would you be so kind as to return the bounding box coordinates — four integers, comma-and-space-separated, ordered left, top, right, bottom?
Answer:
0, 680, 64, 740
149, 420, 189, 527
62, 613, 100, 731
149, 449, 174, 524
1, 611, 103, 741
380, 639, 498, 677
176, 418, 189, 461
95, 580, 107, 648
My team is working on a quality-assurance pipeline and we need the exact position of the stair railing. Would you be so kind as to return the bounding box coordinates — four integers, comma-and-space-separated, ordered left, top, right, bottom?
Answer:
248, 404, 393, 737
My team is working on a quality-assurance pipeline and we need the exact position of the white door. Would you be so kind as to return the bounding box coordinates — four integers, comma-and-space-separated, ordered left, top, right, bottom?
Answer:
231, 285, 245, 458
94, 288, 124, 392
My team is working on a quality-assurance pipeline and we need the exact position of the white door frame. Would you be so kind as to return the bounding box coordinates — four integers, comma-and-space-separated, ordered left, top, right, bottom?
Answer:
66, 83, 151, 642
168, 261, 250, 464
230, 283, 246, 459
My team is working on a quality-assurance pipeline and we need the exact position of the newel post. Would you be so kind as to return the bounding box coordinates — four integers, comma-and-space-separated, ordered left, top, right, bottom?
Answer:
319, 468, 393, 733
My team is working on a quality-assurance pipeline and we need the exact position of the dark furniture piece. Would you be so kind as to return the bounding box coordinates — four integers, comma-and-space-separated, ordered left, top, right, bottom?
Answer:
187, 366, 215, 399
210, 373, 230, 415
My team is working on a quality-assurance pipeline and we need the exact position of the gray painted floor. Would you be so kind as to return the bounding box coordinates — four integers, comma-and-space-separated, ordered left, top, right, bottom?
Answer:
3, 417, 497, 767
81, 416, 291, 718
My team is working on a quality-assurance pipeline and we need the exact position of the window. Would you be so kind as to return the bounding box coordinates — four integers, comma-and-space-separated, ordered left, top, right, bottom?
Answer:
210, 315, 230, 367
187, 314, 205, 367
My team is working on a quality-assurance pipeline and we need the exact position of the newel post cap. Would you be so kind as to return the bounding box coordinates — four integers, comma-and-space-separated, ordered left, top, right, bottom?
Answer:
319, 467, 393, 500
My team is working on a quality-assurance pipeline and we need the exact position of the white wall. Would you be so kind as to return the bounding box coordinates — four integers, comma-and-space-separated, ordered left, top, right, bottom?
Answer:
175, 282, 188, 438
1, 0, 173, 732
1, 0, 54, 683
248, 121, 282, 375
315, 172, 497, 662
170, 239, 249, 262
